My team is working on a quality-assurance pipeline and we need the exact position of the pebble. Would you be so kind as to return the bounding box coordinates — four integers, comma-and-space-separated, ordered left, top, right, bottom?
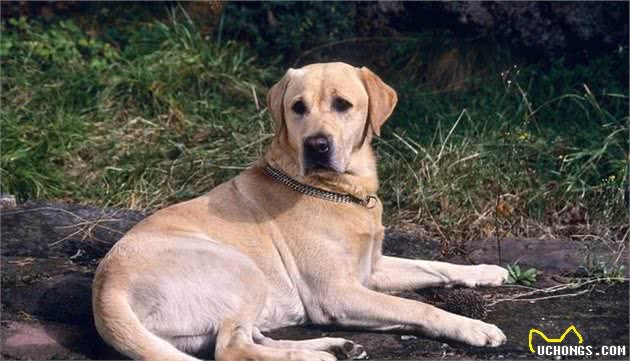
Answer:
0, 194, 16, 209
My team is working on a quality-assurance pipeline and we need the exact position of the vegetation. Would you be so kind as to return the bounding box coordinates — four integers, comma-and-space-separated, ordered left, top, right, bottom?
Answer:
2, 11, 274, 209
1, 8, 628, 249
221, 1, 357, 63
576, 254, 626, 283
506, 263, 538, 287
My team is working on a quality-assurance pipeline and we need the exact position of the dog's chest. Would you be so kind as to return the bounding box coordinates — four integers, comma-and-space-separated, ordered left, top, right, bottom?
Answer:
348, 213, 384, 284
313, 202, 385, 283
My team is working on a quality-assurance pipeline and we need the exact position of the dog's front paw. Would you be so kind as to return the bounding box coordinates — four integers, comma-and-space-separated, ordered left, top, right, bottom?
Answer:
289, 350, 338, 361
459, 264, 509, 287
457, 319, 507, 347
331, 340, 368, 360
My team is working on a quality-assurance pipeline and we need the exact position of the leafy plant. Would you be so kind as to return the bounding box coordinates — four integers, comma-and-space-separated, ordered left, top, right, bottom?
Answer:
576, 256, 626, 283
506, 263, 538, 286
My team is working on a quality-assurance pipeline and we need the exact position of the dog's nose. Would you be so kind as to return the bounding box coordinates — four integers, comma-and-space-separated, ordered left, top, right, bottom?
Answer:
304, 135, 330, 154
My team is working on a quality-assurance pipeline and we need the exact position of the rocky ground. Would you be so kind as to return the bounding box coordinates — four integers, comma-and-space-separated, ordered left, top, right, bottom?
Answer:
1, 202, 628, 360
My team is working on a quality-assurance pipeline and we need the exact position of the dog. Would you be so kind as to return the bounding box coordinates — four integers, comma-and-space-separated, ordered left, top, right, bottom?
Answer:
92, 62, 508, 361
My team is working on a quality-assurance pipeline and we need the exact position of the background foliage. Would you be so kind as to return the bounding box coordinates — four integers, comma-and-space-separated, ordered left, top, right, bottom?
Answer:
1, 2, 628, 248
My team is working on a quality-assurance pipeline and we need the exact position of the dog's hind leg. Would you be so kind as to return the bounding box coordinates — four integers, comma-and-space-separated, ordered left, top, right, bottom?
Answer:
215, 320, 337, 361
252, 328, 367, 360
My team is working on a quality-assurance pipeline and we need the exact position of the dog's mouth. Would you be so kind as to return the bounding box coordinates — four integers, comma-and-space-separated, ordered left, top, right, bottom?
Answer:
302, 134, 343, 175
303, 160, 339, 175
303, 154, 345, 175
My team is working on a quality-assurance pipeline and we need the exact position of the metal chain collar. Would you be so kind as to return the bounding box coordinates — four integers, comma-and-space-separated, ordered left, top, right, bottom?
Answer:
263, 165, 377, 208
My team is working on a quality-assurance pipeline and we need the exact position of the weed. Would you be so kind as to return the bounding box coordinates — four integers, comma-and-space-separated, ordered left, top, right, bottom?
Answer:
506, 263, 538, 287
576, 255, 626, 283
1, 11, 627, 252
376, 43, 628, 246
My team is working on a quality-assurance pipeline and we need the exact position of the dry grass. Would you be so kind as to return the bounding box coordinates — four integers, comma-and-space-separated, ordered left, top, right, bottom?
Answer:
1, 11, 628, 255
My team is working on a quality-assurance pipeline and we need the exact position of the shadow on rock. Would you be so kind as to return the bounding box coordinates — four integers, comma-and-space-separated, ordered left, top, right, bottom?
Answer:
2, 273, 126, 359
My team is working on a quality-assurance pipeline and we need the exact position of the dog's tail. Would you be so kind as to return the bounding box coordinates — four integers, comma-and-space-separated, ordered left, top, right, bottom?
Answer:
93, 284, 200, 361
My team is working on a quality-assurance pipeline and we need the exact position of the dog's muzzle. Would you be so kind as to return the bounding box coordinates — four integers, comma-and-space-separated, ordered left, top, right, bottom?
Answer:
303, 133, 335, 173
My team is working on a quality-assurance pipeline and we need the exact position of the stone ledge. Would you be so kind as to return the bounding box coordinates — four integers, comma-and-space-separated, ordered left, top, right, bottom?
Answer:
1, 202, 628, 360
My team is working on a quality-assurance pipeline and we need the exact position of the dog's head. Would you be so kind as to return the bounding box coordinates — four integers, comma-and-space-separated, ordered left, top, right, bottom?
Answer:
267, 62, 397, 176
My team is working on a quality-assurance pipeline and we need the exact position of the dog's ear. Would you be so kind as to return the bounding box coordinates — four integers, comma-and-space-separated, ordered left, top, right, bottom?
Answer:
360, 67, 398, 137
267, 69, 293, 136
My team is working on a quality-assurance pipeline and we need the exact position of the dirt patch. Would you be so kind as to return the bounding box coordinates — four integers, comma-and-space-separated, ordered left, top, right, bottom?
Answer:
1, 203, 628, 360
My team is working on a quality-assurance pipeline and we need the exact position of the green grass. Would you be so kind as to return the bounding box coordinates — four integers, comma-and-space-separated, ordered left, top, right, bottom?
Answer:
2, 12, 275, 209
376, 50, 628, 244
1, 12, 628, 247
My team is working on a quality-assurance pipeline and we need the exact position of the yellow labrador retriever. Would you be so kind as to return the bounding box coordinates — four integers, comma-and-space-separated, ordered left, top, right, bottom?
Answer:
93, 62, 508, 361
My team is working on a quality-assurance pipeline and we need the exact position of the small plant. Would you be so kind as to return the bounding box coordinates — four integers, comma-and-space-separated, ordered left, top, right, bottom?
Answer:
576, 256, 626, 283
506, 263, 538, 286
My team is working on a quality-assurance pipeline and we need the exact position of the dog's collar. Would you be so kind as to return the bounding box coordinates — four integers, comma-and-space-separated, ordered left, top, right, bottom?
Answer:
263, 165, 378, 208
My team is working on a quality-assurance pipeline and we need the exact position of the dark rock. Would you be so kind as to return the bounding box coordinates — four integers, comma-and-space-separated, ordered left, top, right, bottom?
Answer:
402, 1, 629, 59
1, 202, 628, 360
0, 320, 126, 360
0, 201, 145, 267
467, 238, 630, 280
266, 282, 629, 360
383, 230, 629, 285
1, 257, 84, 288
382, 228, 442, 260
3, 274, 94, 326
1, 320, 91, 360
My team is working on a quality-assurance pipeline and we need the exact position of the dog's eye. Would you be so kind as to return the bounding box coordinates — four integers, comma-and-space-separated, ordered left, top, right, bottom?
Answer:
291, 100, 307, 115
333, 97, 352, 112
